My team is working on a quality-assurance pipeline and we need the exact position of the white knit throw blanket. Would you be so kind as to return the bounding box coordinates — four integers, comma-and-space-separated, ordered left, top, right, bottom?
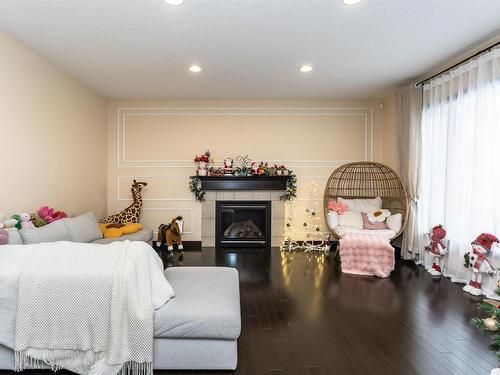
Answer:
14, 240, 162, 375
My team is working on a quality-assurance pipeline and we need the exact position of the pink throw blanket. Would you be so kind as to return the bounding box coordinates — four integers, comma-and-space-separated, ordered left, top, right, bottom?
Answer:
339, 233, 395, 278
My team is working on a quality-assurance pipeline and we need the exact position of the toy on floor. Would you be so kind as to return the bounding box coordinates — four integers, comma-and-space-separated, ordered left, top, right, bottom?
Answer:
99, 222, 143, 238
157, 216, 184, 252
463, 233, 499, 296
37, 206, 68, 224
426, 224, 447, 276
100, 180, 147, 224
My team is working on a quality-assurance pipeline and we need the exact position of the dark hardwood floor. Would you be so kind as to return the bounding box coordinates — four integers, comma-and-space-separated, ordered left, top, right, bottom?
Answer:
4, 248, 497, 375
159, 247, 498, 375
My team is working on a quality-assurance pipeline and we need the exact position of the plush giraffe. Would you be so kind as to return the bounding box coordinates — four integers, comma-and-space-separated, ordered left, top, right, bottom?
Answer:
100, 180, 147, 224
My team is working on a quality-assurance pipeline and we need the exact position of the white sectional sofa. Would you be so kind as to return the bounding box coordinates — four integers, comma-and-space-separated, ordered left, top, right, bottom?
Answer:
0, 267, 241, 370
1, 212, 242, 370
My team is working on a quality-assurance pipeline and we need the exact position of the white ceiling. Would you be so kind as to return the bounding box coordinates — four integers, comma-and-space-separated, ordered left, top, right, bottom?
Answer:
1, 0, 499, 99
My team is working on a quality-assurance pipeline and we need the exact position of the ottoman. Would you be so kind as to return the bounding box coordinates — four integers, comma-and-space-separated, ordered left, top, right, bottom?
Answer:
153, 266, 241, 370
339, 233, 395, 278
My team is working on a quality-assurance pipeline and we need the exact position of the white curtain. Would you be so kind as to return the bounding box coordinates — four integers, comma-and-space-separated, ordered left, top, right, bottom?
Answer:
397, 83, 423, 261
420, 47, 500, 296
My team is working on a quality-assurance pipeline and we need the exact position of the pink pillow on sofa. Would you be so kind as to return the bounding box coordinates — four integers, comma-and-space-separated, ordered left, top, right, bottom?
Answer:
361, 212, 388, 230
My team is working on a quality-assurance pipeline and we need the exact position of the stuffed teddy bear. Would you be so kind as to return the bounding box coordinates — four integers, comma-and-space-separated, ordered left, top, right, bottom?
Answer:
463, 233, 499, 296
426, 224, 447, 276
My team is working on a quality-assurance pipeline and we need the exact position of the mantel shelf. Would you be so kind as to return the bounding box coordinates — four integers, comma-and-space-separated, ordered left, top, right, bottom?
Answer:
191, 175, 291, 191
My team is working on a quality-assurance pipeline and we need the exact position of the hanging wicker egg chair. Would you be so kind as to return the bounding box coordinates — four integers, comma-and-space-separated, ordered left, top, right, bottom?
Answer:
323, 161, 408, 240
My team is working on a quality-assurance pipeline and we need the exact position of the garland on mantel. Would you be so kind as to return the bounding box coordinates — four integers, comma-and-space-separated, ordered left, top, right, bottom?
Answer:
189, 177, 206, 202
188, 175, 298, 202
280, 172, 297, 201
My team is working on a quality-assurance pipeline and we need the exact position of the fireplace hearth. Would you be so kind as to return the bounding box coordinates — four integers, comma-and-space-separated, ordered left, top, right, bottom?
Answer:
216, 201, 271, 249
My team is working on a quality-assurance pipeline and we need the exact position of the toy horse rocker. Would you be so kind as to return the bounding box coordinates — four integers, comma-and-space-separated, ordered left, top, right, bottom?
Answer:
427, 225, 447, 276
463, 233, 499, 296
157, 216, 184, 252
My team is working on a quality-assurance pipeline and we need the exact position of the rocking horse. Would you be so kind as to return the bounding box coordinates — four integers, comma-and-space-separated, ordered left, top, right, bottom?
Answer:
100, 180, 147, 224
157, 216, 184, 252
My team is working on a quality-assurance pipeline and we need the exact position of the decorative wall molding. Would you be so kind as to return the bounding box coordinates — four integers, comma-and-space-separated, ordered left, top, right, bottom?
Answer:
112, 105, 378, 241
117, 175, 193, 201
142, 208, 193, 235
116, 107, 374, 168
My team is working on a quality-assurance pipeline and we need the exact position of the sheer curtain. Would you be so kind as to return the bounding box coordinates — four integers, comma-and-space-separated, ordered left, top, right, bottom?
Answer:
420, 47, 500, 296
397, 83, 423, 261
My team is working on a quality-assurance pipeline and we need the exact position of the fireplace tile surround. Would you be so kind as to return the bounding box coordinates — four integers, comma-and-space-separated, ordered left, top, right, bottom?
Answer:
201, 190, 285, 247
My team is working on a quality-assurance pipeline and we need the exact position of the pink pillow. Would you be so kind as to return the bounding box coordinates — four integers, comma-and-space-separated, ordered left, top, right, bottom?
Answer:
361, 212, 388, 230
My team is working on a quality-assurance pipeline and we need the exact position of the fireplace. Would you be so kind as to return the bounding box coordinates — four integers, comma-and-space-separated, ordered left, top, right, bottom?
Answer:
216, 201, 271, 249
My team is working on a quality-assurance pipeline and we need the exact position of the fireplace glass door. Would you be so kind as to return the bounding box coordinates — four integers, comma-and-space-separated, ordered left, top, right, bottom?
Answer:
216, 201, 271, 248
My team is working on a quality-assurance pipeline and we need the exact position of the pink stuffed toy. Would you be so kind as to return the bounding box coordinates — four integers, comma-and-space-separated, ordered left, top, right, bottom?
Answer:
37, 206, 68, 224
327, 200, 349, 215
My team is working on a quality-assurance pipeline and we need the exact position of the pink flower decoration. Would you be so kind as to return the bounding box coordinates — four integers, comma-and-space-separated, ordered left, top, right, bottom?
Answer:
328, 200, 349, 215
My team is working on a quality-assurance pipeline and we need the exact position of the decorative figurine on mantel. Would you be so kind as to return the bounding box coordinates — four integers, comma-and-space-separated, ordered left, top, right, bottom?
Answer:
194, 150, 211, 176
425, 224, 448, 277
251, 162, 259, 176
280, 165, 289, 176
236, 155, 250, 176
463, 233, 499, 296
223, 157, 234, 175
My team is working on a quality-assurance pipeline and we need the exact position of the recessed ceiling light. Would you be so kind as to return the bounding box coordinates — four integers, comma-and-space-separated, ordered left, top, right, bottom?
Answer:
189, 65, 202, 73
164, 0, 184, 5
299, 65, 313, 73
342, 0, 362, 4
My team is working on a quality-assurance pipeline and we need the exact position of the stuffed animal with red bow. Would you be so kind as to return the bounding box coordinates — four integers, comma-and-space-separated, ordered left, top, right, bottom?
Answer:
427, 225, 447, 276
463, 233, 499, 296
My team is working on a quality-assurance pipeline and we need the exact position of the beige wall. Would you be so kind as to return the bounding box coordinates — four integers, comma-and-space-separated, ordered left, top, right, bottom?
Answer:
0, 32, 108, 218
382, 94, 399, 172
107, 99, 398, 242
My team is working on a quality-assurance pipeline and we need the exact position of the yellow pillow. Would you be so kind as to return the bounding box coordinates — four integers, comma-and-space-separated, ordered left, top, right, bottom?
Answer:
99, 224, 123, 238
121, 223, 143, 234
99, 223, 143, 238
